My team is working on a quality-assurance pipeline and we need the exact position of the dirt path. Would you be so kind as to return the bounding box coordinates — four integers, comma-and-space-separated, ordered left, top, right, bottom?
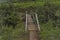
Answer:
27, 14, 39, 40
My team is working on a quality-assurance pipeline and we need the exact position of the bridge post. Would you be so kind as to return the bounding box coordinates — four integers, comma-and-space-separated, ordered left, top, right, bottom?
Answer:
25, 11, 28, 32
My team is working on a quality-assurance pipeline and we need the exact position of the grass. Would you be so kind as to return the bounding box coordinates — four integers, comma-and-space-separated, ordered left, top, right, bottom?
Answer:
13, 1, 60, 8
1, 23, 25, 40
13, 2, 44, 8
40, 20, 60, 40
0, 1, 60, 8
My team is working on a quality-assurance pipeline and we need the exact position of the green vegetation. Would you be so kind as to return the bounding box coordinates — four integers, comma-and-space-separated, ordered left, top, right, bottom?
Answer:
0, 0, 60, 40
0, 3, 25, 40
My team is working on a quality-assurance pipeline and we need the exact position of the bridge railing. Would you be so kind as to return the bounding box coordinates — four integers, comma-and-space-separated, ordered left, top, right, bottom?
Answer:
25, 11, 40, 32
31, 13, 40, 31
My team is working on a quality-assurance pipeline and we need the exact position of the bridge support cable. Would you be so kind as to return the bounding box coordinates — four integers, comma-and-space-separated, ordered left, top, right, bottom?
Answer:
35, 13, 40, 31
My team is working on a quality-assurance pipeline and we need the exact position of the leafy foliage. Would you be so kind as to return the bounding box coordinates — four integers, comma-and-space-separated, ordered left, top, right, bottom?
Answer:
0, 0, 60, 40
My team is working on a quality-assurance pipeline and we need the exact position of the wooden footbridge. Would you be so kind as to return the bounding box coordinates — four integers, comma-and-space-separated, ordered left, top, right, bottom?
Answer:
25, 11, 40, 40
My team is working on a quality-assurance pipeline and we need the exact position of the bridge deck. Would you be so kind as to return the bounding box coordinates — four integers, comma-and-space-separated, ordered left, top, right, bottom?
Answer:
26, 14, 39, 40
27, 14, 38, 31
